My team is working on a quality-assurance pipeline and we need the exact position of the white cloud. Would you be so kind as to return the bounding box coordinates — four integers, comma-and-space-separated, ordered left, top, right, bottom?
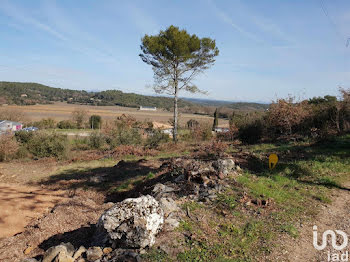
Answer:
207, 0, 263, 43
0, 0, 119, 68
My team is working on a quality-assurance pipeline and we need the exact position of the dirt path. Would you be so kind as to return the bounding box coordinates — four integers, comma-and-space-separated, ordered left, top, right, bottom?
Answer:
283, 182, 350, 262
0, 183, 67, 239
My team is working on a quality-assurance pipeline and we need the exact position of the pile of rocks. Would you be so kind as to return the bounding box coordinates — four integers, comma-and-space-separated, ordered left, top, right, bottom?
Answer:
165, 157, 240, 202
23, 157, 239, 262
22, 194, 178, 262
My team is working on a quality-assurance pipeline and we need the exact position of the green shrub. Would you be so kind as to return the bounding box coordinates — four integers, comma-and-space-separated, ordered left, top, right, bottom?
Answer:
239, 120, 264, 144
26, 132, 69, 159
15, 130, 34, 143
88, 132, 106, 149
57, 120, 76, 129
106, 124, 142, 148
89, 115, 102, 129
200, 124, 213, 141
15, 146, 30, 159
33, 118, 56, 129
145, 129, 170, 148
72, 136, 90, 150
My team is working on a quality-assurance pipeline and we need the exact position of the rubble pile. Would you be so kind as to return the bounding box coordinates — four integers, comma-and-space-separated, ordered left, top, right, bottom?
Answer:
22, 157, 241, 262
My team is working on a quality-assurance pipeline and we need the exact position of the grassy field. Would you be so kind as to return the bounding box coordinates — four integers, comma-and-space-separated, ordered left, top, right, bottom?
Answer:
2, 102, 225, 126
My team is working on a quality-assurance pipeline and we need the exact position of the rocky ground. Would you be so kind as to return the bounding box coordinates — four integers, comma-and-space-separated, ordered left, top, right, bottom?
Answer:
1, 156, 240, 262
1, 139, 349, 262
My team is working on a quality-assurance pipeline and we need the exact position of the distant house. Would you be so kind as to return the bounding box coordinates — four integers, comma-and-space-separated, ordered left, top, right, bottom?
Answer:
139, 106, 157, 111
214, 127, 230, 133
161, 128, 173, 136
0, 120, 23, 133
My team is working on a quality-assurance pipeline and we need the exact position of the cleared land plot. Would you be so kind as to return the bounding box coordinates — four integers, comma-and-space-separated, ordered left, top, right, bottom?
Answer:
0, 183, 66, 238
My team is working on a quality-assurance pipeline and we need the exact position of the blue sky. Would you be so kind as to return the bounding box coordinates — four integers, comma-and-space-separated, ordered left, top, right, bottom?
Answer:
1, 0, 350, 102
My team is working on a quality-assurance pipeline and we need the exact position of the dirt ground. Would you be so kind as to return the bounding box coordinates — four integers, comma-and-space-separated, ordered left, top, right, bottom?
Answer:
0, 183, 66, 238
270, 182, 350, 262
0, 158, 161, 262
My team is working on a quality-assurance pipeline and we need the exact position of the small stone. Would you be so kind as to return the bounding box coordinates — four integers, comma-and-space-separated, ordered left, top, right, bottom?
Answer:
73, 246, 86, 260
24, 246, 34, 255
159, 197, 179, 217
218, 172, 225, 179
208, 194, 217, 200
174, 174, 185, 183
60, 243, 75, 257
164, 217, 180, 231
236, 165, 241, 171
152, 183, 175, 199
21, 259, 38, 262
103, 247, 112, 254
86, 247, 103, 262
43, 245, 66, 262
54, 252, 74, 262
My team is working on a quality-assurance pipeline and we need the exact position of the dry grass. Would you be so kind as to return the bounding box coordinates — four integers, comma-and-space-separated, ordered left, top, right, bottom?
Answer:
2, 102, 227, 127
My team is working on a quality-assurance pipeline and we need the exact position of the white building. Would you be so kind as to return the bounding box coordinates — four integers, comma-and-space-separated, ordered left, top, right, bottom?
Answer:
139, 106, 157, 111
0, 120, 23, 133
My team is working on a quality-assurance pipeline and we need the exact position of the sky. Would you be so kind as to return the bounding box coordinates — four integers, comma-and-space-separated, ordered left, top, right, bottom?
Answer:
1, 0, 350, 103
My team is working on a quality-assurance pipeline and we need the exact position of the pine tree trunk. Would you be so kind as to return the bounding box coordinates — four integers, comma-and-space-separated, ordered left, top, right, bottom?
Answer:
173, 83, 178, 143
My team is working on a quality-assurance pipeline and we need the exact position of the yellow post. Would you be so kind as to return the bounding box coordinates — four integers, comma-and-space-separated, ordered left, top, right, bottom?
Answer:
269, 154, 278, 170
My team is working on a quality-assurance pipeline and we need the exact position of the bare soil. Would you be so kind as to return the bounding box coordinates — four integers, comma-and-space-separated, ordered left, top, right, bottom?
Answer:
271, 182, 350, 262
0, 187, 109, 262
0, 183, 66, 239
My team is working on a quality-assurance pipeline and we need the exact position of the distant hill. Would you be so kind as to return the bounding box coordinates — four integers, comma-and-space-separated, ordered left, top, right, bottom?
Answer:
183, 97, 269, 111
0, 81, 269, 112
0, 82, 192, 110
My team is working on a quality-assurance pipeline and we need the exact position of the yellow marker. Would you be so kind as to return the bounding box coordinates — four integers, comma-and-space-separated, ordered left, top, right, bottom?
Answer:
269, 154, 278, 170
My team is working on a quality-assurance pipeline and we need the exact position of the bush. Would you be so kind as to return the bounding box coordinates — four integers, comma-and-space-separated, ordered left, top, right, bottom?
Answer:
216, 125, 238, 141
15, 130, 34, 143
105, 123, 142, 148
72, 108, 88, 129
145, 129, 170, 148
26, 132, 69, 159
267, 97, 308, 135
88, 132, 106, 149
238, 120, 264, 144
72, 136, 90, 150
33, 118, 56, 129
89, 115, 102, 129
200, 124, 213, 141
0, 134, 19, 161
15, 146, 30, 159
57, 120, 76, 129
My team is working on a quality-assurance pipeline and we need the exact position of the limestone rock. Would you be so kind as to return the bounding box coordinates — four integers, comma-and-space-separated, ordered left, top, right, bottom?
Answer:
152, 183, 175, 199
212, 159, 235, 176
54, 252, 74, 262
21, 259, 38, 262
96, 195, 164, 249
86, 247, 103, 262
42, 243, 75, 262
42, 245, 66, 262
159, 197, 179, 217
73, 246, 86, 260
102, 247, 112, 254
